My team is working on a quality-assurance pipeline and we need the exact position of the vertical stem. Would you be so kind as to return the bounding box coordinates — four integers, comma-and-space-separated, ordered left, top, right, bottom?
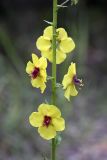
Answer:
52, 0, 57, 105
52, 0, 58, 160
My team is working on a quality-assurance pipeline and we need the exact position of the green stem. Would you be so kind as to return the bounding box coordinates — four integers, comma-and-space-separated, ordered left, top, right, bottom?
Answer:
51, 0, 58, 160
52, 138, 56, 160
52, 0, 57, 104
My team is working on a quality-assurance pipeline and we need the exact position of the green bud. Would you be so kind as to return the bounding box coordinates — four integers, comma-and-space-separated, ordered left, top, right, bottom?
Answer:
55, 134, 62, 146
71, 0, 79, 5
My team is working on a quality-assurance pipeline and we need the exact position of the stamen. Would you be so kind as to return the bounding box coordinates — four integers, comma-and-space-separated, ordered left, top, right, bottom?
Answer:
43, 116, 51, 127
73, 75, 83, 87
32, 67, 40, 79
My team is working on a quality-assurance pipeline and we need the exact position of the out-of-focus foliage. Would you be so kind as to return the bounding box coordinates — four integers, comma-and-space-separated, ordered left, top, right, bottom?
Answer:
0, 0, 107, 160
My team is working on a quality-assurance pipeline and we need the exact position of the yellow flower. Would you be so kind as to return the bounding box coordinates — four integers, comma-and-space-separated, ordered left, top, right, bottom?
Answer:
62, 63, 83, 101
36, 26, 75, 64
29, 104, 65, 140
26, 53, 47, 93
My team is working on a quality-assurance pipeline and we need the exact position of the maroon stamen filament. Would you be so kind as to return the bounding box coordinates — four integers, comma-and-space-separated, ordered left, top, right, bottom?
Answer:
32, 67, 40, 79
43, 116, 51, 127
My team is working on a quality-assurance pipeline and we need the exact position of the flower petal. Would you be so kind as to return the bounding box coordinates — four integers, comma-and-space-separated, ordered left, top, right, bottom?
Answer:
32, 53, 39, 66
60, 38, 75, 53
64, 85, 72, 101
40, 83, 46, 93
41, 50, 53, 62
70, 84, 78, 96
64, 84, 78, 101
26, 61, 34, 74
43, 26, 53, 40
31, 77, 44, 88
41, 49, 66, 64
38, 125, 56, 140
56, 50, 66, 64
29, 112, 43, 127
57, 28, 68, 40
36, 36, 51, 51
38, 57, 47, 69
52, 117, 65, 131
62, 74, 71, 89
40, 70, 47, 82
38, 104, 61, 118
68, 62, 76, 76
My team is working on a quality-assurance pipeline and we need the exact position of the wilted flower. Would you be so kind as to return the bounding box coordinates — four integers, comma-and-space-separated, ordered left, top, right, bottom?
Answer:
62, 62, 83, 101
29, 103, 65, 140
26, 53, 47, 93
36, 26, 75, 64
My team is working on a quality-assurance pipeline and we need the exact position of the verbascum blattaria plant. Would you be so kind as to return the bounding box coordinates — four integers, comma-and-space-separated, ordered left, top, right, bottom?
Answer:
25, 0, 83, 160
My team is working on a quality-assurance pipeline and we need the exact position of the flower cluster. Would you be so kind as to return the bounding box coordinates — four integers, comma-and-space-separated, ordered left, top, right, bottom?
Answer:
26, 25, 83, 140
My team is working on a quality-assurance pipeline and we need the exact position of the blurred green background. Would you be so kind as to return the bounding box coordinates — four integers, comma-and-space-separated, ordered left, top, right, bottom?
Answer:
0, 0, 107, 160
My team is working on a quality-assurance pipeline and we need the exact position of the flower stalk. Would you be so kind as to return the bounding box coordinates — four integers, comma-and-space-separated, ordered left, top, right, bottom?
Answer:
52, 0, 57, 104
52, 0, 58, 159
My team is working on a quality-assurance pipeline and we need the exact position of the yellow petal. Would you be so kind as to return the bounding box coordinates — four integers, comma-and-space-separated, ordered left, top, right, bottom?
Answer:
57, 28, 68, 40
68, 62, 76, 76
36, 36, 51, 51
41, 50, 53, 62
38, 57, 47, 69
40, 70, 47, 82
64, 84, 78, 101
70, 84, 78, 96
56, 50, 66, 64
38, 104, 61, 118
52, 117, 65, 131
29, 112, 43, 127
64, 85, 72, 101
62, 74, 71, 89
40, 83, 46, 93
32, 53, 39, 66
60, 38, 75, 53
43, 26, 53, 40
38, 125, 56, 140
41, 49, 66, 64
26, 61, 34, 74
31, 77, 44, 88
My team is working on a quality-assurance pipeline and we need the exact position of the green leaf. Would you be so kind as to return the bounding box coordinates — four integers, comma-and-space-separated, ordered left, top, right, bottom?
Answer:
44, 20, 53, 25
